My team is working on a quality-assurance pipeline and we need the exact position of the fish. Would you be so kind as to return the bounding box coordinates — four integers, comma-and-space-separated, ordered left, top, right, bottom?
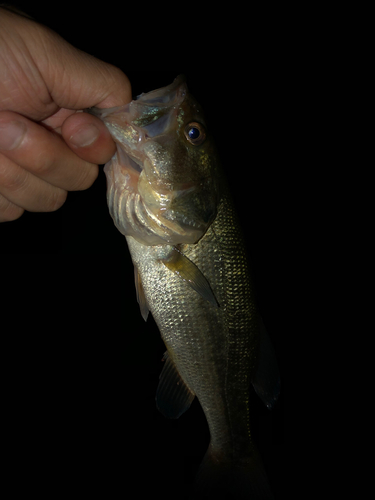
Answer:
89, 75, 280, 499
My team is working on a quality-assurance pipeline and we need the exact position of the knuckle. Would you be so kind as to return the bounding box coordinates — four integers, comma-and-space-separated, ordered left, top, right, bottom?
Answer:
70, 164, 99, 191
4, 207, 24, 222
32, 151, 55, 177
104, 67, 132, 105
0, 195, 24, 222
0, 159, 29, 192
109, 66, 130, 88
46, 188, 67, 212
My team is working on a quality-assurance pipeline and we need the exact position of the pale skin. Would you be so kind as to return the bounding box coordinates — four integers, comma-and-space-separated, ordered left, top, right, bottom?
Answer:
0, 7, 132, 222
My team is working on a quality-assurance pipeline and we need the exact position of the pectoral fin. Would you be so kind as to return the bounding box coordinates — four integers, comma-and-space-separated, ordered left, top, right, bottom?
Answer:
162, 247, 219, 307
134, 266, 149, 322
156, 352, 195, 419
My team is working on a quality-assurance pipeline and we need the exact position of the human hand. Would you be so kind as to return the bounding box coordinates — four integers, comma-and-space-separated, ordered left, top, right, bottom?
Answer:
0, 8, 131, 222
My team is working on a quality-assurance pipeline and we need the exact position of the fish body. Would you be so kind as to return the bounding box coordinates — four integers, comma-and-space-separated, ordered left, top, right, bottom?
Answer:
92, 76, 280, 499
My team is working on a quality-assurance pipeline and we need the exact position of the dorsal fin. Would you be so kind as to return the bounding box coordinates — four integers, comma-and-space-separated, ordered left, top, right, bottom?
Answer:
252, 317, 281, 410
161, 247, 219, 307
156, 352, 195, 419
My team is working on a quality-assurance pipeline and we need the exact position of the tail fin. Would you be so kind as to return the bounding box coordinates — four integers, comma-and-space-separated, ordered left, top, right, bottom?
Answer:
189, 445, 274, 500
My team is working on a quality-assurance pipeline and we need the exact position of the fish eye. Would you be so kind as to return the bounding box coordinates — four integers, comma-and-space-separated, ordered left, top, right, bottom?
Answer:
184, 122, 206, 146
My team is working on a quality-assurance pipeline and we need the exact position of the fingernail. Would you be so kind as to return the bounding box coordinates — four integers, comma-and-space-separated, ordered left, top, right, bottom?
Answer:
69, 124, 100, 148
0, 121, 27, 150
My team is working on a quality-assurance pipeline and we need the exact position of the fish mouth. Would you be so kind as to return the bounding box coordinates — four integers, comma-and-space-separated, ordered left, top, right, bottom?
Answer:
93, 75, 187, 152
95, 76, 188, 184
135, 74, 187, 107
117, 147, 143, 175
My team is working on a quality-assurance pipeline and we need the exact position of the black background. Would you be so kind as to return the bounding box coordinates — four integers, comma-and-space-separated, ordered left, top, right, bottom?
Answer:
1, 3, 290, 497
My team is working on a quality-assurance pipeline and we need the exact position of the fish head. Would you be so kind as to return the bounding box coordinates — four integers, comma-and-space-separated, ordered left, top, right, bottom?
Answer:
95, 76, 221, 246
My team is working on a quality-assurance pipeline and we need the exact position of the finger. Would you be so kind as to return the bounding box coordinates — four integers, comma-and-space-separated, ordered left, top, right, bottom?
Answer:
0, 153, 67, 213
61, 112, 116, 165
0, 192, 24, 222
45, 44, 132, 109
0, 111, 98, 191
0, 10, 131, 119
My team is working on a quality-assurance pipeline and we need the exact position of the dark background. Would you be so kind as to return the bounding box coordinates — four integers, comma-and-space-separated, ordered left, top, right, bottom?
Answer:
1, 3, 290, 497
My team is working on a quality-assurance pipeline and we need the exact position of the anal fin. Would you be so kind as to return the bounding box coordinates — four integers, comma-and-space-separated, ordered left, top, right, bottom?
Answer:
156, 352, 195, 419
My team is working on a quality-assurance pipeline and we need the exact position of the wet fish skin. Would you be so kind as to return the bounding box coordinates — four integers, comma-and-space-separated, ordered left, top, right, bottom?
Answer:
126, 189, 259, 453
92, 76, 280, 499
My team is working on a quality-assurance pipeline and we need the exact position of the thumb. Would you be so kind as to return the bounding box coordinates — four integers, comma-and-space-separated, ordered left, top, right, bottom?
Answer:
0, 8, 131, 114
44, 41, 132, 110
38, 29, 132, 110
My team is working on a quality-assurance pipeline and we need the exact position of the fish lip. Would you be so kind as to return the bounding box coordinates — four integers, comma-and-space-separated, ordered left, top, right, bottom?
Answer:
93, 75, 187, 146
87, 76, 189, 179
135, 74, 187, 104
86, 74, 186, 128
120, 149, 143, 174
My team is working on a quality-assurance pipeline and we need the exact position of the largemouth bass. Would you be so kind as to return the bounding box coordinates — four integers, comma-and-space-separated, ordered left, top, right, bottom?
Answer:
90, 76, 280, 499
